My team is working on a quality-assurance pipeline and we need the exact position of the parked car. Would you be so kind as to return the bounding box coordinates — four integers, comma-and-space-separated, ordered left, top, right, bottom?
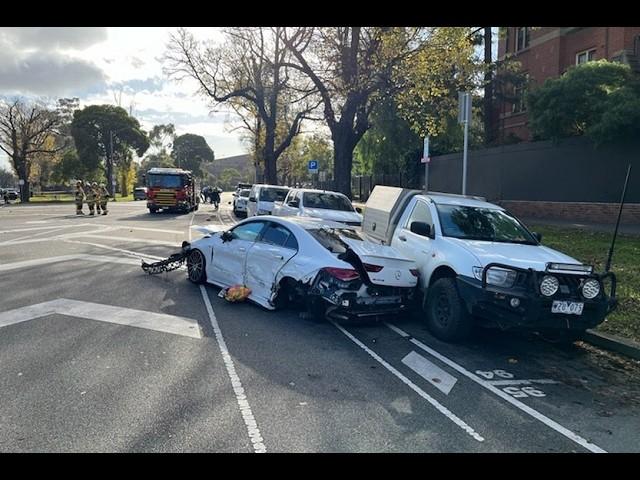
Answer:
272, 188, 363, 226
246, 184, 290, 217
184, 216, 419, 320
133, 187, 147, 200
362, 186, 617, 342
2, 188, 19, 202
233, 188, 251, 216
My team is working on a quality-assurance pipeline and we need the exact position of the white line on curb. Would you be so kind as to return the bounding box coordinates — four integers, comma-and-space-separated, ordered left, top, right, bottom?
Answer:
199, 285, 267, 453
330, 320, 484, 442
384, 322, 606, 453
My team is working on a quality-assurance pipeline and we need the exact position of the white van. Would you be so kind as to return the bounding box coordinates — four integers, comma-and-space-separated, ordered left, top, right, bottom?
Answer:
246, 184, 290, 217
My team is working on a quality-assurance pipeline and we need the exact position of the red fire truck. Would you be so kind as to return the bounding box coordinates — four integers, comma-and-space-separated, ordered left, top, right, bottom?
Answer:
144, 167, 199, 214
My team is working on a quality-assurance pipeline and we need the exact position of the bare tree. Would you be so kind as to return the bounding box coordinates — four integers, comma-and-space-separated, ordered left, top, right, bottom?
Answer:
280, 27, 424, 196
164, 27, 321, 184
0, 98, 64, 202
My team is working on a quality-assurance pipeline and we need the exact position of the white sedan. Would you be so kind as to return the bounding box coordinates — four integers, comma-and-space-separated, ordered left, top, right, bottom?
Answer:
272, 188, 363, 226
185, 216, 419, 320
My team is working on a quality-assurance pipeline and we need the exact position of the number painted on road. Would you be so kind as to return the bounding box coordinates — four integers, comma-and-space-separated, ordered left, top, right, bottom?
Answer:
503, 386, 546, 398
475, 369, 515, 380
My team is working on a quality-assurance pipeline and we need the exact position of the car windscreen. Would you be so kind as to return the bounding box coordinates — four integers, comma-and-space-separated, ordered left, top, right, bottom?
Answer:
308, 227, 363, 254
239, 190, 250, 197
303, 192, 354, 211
435, 204, 537, 244
259, 188, 288, 202
146, 174, 185, 188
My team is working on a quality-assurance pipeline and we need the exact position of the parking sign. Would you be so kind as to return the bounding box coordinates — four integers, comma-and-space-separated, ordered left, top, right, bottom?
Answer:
308, 160, 318, 173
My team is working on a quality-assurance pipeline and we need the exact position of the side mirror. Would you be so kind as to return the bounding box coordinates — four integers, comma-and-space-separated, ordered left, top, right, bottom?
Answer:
355, 207, 363, 214
290, 200, 300, 208
532, 232, 542, 242
221, 230, 233, 242
410, 221, 432, 238
233, 193, 238, 197
249, 196, 257, 202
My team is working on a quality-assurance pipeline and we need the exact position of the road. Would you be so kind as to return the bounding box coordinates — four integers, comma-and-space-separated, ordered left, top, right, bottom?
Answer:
1, 193, 639, 452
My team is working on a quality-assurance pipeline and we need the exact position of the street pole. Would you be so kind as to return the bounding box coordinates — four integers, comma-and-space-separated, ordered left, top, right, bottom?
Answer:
462, 112, 469, 195
423, 136, 430, 191
109, 130, 114, 198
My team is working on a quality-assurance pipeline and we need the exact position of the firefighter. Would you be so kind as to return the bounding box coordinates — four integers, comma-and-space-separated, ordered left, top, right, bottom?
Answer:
98, 183, 109, 215
75, 181, 86, 215
94, 182, 102, 214
85, 181, 96, 215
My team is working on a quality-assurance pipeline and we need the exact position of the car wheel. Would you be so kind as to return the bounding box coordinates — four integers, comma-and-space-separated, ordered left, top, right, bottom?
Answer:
186, 249, 206, 284
426, 277, 472, 342
149, 207, 157, 214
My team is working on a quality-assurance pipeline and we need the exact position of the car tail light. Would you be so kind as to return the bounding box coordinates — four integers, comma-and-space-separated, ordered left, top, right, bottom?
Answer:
363, 263, 383, 273
410, 269, 420, 277
323, 267, 360, 282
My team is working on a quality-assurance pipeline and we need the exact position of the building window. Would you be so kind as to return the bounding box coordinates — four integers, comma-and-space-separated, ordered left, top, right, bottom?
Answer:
576, 49, 596, 65
516, 27, 530, 52
504, 28, 511, 53
512, 84, 527, 113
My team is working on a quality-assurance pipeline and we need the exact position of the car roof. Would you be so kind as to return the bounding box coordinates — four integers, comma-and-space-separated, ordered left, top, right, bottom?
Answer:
253, 184, 289, 189
420, 193, 504, 210
252, 215, 354, 231
292, 188, 348, 197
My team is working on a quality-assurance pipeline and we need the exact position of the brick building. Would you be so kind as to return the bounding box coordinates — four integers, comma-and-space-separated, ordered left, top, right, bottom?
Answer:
494, 27, 640, 143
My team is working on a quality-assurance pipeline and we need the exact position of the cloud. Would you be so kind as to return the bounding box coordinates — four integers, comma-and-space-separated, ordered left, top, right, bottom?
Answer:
0, 28, 108, 96
0, 27, 108, 51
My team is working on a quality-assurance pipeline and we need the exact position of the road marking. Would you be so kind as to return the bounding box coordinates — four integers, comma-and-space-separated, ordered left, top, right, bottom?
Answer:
62, 240, 167, 262
330, 321, 484, 442
0, 298, 202, 338
25, 221, 49, 224
401, 351, 458, 395
188, 209, 196, 241
487, 379, 560, 386
0, 254, 154, 273
66, 233, 177, 246
199, 285, 267, 453
0, 225, 62, 234
384, 322, 606, 453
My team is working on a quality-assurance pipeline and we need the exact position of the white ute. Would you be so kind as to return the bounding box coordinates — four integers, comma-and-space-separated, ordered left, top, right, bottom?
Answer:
184, 216, 419, 320
362, 186, 617, 342
273, 188, 363, 226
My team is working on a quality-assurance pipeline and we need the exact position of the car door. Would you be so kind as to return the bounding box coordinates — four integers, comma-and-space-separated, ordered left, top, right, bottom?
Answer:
392, 199, 436, 288
245, 222, 299, 305
208, 220, 268, 287
247, 186, 259, 217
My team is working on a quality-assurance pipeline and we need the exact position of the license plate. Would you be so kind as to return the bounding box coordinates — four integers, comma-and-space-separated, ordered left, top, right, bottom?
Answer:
551, 301, 584, 315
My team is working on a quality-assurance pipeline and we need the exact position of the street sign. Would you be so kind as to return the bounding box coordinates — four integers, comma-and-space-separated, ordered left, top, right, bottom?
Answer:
458, 92, 472, 125
319, 171, 327, 182
308, 160, 318, 173
18, 179, 25, 186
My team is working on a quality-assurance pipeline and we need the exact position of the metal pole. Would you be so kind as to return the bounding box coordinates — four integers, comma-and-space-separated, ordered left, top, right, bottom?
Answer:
605, 163, 632, 272
462, 94, 470, 195
423, 136, 430, 191
109, 131, 114, 198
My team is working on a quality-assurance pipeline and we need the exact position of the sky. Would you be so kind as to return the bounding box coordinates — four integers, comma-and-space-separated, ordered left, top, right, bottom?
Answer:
0, 27, 248, 171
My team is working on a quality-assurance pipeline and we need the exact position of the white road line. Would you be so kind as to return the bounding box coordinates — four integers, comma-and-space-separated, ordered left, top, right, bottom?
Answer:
66, 234, 177, 246
384, 322, 606, 453
486, 379, 560, 386
199, 285, 267, 453
188, 210, 196, 242
0, 254, 152, 273
62, 239, 166, 262
0, 225, 62, 234
330, 320, 484, 442
0, 298, 202, 338
401, 351, 458, 395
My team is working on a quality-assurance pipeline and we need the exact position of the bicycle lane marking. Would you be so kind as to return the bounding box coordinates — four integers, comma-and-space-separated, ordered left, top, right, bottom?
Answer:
384, 322, 606, 453
330, 320, 484, 442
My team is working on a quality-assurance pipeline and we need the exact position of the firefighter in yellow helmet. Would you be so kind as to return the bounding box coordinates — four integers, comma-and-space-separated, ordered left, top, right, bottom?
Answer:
85, 181, 97, 215
98, 183, 109, 215
75, 180, 85, 215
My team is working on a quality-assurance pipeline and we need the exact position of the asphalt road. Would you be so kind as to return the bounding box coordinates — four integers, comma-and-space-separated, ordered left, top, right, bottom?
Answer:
1, 193, 639, 452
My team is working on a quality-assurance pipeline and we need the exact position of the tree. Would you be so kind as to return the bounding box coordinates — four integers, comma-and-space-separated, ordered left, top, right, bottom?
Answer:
140, 151, 175, 171
71, 105, 149, 196
280, 27, 429, 196
148, 124, 176, 155
527, 60, 640, 145
171, 133, 214, 177
165, 27, 319, 184
0, 99, 65, 202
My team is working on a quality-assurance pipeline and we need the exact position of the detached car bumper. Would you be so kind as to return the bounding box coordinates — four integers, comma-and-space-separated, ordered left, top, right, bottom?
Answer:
456, 272, 616, 332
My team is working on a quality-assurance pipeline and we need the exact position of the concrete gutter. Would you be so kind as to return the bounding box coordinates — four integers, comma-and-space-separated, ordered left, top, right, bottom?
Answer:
584, 329, 640, 361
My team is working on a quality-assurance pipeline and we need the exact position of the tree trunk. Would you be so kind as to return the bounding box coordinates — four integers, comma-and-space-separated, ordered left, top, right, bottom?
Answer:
484, 27, 494, 146
262, 130, 277, 185
333, 134, 355, 198
106, 153, 115, 197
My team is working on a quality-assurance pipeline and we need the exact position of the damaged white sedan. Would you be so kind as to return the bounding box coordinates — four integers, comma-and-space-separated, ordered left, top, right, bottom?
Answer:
183, 216, 419, 320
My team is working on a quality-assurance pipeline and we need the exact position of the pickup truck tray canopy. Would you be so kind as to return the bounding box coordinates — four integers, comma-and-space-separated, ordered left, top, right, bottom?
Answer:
363, 186, 421, 245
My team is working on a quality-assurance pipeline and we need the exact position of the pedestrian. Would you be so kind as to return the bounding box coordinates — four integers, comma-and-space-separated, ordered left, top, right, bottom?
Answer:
211, 188, 220, 209
85, 181, 96, 216
99, 183, 109, 215
94, 182, 102, 214
75, 181, 86, 215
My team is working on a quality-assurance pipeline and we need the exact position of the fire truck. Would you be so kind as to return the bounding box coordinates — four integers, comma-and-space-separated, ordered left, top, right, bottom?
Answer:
144, 167, 199, 214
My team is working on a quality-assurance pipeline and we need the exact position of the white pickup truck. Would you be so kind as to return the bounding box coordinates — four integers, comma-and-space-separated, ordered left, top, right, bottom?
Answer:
362, 186, 617, 342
